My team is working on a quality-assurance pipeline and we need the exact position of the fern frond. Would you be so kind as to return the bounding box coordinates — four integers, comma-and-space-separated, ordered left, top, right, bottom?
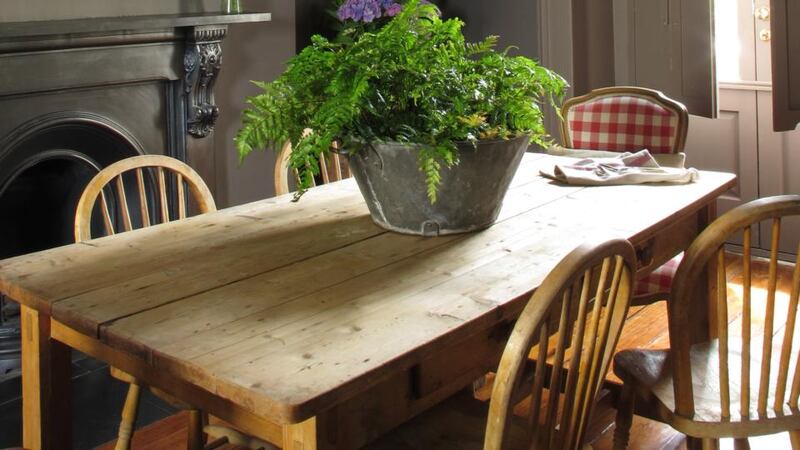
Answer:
466, 35, 498, 55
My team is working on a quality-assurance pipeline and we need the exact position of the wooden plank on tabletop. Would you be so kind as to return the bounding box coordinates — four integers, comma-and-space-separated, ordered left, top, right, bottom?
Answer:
54, 211, 379, 336
0, 180, 367, 312
529, 171, 736, 242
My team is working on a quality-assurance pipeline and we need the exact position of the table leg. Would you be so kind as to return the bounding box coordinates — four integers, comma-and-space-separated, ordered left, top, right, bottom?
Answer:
690, 202, 718, 344
21, 305, 72, 450
282, 417, 320, 450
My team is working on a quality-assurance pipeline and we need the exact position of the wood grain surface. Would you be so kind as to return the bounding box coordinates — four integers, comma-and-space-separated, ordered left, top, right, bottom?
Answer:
0, 154, 736, 428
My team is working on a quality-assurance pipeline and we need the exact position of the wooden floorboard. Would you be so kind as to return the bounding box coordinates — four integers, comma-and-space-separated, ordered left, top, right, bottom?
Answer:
95, 253, 798, 449
94, 411, 247, 450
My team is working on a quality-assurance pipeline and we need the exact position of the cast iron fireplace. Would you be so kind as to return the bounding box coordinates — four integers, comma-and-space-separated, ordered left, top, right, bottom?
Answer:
0, 11, 270, 378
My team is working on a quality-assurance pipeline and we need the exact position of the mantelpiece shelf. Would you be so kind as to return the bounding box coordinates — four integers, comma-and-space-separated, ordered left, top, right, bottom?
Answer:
0, 12, 271, 39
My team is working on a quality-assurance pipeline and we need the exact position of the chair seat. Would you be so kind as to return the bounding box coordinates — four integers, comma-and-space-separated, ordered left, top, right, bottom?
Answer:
365, 390, 529, 450
634, 254, 682, 297
614, 341, 800, 437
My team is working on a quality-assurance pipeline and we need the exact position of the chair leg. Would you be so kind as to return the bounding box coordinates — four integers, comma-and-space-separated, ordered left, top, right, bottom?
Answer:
733, 438, 750, 450
187, 409, 206, 450
687, 437, 720, 450
114, 382, 141, 450
790, 430, 800, 450
613, 383, 635, 450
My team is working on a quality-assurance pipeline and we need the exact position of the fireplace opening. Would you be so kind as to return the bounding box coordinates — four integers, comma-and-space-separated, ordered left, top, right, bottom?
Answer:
0, 152, 101, 259
0, 117, 143, 379
0, 116, 144, 259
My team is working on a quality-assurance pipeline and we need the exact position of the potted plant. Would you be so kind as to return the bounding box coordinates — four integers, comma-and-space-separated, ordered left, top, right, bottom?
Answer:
236, 0, 567, 236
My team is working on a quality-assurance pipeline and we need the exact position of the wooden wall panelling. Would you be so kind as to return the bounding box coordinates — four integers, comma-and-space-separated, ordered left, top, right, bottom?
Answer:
770, 0, 800, 131
684, 87, 760, 216
756, 90, 800, 254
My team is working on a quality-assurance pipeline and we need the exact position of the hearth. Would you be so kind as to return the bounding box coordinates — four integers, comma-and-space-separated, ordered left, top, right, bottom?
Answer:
0, 10, 270, 380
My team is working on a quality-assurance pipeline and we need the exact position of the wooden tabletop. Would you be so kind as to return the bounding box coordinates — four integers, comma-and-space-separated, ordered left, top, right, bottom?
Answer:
0, 153, 736, 425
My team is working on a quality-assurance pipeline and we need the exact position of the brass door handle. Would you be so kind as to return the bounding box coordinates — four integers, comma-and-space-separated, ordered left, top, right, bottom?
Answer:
755, 6, 770, 21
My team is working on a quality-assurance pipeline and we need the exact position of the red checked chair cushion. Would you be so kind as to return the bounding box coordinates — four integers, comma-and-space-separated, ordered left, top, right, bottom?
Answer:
565, 95, 680, 154
634, 254, 682, 297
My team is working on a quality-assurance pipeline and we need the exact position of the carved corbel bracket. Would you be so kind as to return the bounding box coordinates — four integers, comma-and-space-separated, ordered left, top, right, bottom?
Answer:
184, 25, 227, 138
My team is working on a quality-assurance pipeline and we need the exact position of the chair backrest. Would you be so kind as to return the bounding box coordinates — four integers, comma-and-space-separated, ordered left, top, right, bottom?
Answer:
485, 238, 636, 450
560, 86, 689, 154
669, 195, 800, 422
74, 155, 216, 242
274, 133, 351, 196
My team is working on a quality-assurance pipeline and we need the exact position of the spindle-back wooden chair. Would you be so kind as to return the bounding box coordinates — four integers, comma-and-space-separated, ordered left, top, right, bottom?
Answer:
613, 195, 800, 450
74, 155, 216, 241
74, 155, 216, 450
366, 238, 636, 450
274, 132, 351, 196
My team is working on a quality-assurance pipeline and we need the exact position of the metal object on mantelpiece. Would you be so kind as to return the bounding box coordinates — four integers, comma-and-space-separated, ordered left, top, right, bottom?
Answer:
184, 25, 228, 139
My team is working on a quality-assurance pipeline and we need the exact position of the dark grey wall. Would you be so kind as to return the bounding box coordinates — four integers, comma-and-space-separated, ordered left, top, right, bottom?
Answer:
439, 0, 539, 59
572, 0, 614, 95
294, 0, 540, 60
215, 0, 296, 207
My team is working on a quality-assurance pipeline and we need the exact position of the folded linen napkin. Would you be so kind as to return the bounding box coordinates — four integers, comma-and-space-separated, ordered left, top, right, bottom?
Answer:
546, 144, 687, 168
540, 149, 699, 186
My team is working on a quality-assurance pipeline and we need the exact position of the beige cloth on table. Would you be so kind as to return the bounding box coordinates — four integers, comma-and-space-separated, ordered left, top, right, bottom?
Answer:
540, 147, 698, 186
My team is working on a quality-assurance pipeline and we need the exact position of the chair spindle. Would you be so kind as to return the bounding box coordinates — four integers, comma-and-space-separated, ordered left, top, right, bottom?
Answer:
716, 247, 731, 418
758, 218, 781, 415
776, 238, 800, 410
789, 242, 800, 407
99, 189, 115, 236
136, 168, 151, 228
177, 173, 186, 220
741, 227, 752, 416
319, 154, 330, 185
115, 176, 133, 232
332, 152, 344, 180
561, 272, 593, 445
528, 321, 550, 448
157, 167, 169, 223
543, 293, 572, 449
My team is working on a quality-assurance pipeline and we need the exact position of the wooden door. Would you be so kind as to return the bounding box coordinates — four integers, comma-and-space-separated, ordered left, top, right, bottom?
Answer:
684, 0, 760, 221
612, 0, 717, 117
686, 0, 800, 255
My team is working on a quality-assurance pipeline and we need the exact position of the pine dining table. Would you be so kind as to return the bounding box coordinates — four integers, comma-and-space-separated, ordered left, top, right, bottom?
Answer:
0, 153, 736, 450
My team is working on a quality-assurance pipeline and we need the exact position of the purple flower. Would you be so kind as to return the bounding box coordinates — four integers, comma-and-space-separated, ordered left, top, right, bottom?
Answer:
337, 0, 437, 23
338, 0, 383, 23
384, 3, 402, 16
362, 0, 382, 22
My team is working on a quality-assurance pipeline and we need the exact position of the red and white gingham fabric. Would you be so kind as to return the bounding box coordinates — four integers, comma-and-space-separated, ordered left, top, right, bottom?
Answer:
566, 95, 679, 154
634, 253, 683, 296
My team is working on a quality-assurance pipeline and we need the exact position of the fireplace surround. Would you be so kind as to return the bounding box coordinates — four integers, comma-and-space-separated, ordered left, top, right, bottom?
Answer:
0, 10, 271, 378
